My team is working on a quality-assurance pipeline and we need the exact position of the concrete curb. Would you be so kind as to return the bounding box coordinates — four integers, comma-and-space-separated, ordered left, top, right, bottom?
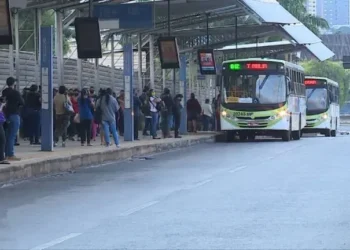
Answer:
0, 135, 215, 185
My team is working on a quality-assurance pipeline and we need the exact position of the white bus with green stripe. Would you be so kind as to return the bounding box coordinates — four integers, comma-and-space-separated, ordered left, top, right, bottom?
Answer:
220, 58, 306, 141
302, 77, 339, 137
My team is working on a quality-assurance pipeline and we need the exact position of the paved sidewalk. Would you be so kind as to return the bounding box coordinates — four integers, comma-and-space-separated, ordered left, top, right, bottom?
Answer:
0, 133, 216, 184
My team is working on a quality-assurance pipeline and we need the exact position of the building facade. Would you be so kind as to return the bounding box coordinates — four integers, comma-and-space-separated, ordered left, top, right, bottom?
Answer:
316, 0, 350, 26
305, 0, 317, 16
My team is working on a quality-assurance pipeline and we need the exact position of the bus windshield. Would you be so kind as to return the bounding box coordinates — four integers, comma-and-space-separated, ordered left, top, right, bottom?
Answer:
223, 74, 286, 104
306, 88, 328, 110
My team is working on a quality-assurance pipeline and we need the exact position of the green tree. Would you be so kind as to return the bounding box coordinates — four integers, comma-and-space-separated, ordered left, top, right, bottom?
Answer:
301, 60, 350, 105
278, 0, 329, 36
18, 9, 73, 55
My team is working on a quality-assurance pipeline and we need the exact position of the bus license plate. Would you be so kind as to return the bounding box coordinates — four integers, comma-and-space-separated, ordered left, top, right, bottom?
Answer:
248, 122, 258, 126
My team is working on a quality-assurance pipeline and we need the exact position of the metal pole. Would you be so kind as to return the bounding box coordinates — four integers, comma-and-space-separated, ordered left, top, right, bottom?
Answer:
34, 9, 42, 85
14, 10, 20, 90
206, 13, 210, 48
89, 0, 93, 17
167, 0, 171, 35
9, 45, 14, 78
111, 35, 115, 90
162, 69, 166, 90
173, 69, 176, 94
77, 10, 82, 89
235, 16, 238, 59
95, 59, 99, 89
137, 34, 142, 90
149, 35, 155, 89
55, 11, 64, 86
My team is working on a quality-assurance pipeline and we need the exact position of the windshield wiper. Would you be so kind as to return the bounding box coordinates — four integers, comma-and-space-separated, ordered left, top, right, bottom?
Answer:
307, 89, 316, 99
259, 75, 270, 90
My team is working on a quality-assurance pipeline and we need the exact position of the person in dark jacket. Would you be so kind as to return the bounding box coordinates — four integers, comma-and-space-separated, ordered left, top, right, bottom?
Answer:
186, 93, 202, 133
2, 77, 24, 161
173, 94, 183, 138
25, 84, 41, 145
133, 89, 141, 140
160, 88, 174, 138
140, 86, 151, 136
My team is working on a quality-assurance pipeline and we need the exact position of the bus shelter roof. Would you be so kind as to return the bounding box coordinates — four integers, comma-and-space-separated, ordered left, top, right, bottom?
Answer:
96, 0, 314, 36
217, 40, 334, 61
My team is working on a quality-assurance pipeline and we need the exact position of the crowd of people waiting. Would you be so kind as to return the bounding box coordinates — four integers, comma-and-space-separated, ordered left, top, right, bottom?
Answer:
0, 76, 221, 164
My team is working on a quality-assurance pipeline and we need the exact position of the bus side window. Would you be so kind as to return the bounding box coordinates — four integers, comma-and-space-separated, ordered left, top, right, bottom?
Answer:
329, 85, 334, 103
286, 77, 292, 94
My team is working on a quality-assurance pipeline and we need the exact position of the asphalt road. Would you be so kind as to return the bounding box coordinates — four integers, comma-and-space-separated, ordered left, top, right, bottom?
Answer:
1, 130, 350, 249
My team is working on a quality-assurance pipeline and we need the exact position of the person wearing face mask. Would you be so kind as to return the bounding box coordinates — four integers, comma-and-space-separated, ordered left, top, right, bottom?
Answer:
78, 89, 94, 146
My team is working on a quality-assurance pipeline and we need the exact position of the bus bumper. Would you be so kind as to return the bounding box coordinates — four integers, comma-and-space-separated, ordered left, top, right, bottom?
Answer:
220, 115, 290, 135
302, 118, 330, 134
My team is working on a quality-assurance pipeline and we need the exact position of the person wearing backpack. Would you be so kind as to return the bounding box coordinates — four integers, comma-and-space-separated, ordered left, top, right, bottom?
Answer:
149, 89, 161, 139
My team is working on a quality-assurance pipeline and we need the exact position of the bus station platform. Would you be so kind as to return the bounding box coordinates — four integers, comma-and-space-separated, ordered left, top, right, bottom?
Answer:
0, 133, 216, 186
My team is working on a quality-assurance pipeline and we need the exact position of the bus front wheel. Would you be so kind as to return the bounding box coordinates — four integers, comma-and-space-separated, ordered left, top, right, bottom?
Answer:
331, 119, 337, 137
292, 115, 301, 140
282, 119, 292, 141
325, 129, 331, 137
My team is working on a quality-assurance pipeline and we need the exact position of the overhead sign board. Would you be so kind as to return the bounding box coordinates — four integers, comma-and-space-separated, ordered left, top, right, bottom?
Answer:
93, 3, 154, 29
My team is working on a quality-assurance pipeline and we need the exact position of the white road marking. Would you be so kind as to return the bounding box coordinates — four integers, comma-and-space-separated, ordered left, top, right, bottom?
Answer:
119, 200, 159, 216
183, 179, 212, 190
30, 233, 82, 250
229, 166, 247, 173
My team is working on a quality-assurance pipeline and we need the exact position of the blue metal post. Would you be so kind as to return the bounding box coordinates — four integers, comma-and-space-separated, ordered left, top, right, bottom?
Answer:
123, 42, 134, 141
40, 26, 54, 151
179, 54, 187, 134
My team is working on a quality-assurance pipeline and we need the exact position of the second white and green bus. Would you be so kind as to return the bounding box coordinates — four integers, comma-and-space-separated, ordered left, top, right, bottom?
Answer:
302, 76, 340, 137
220, 58, 306, 141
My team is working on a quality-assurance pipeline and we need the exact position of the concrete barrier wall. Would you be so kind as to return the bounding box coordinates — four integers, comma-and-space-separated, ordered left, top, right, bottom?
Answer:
0, 49, 170, 94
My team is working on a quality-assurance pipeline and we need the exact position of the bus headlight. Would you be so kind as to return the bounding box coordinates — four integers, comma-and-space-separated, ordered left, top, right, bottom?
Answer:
278, 110, 288, 117
321, 114, 328, 120
221, 110, 227, 117
269, 111, 287, 120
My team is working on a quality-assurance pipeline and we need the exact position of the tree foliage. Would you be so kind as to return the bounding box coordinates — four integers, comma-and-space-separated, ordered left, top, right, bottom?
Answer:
301, 60, 350, 105
278, 0, 329, 36
18, 9, 73, 55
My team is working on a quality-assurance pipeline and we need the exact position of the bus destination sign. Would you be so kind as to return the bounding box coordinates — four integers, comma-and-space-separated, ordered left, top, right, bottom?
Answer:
304, 79, 326, 86
225, 62, 283, 72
